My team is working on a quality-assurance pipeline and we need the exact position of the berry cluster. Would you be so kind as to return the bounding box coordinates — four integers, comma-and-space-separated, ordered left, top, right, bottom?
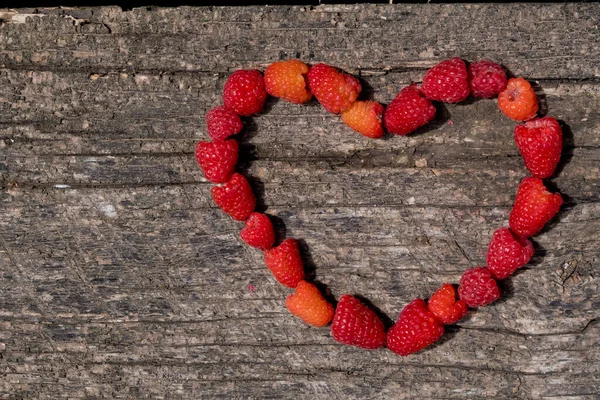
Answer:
195, 58, 564, 356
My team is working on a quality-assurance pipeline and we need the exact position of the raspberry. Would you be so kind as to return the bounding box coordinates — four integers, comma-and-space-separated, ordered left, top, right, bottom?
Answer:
421, 57, 470, 103
205, 106, 243, 141
211, 173, 256, 221
427, 284, 468, 325
497, 77, 538, 121
514, 116, 563, 179
330, 295, 386, 350
458, 267, 501, 308
341, 100, 384, 139
307, 63, 361, 114
223, 69, 267, 116
509, 177, 563, 237
264, 59, 312, 104
384, 84, 437, 136
240, 212, 275, 251
468, 60, 507, 98
263, 238, 305, 288
195, 139, 238, 183
286, 281, 334, 327
486, 227, 535, 280
386, 298, 444, 356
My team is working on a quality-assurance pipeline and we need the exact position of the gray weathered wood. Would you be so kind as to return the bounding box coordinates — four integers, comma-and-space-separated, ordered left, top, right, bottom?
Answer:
0, 4, 599, 399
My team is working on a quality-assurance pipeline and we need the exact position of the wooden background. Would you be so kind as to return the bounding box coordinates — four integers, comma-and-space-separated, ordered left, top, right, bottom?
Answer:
0, 4, 599, 399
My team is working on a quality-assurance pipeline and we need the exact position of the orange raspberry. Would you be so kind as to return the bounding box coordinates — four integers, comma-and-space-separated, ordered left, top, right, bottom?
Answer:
264, 60, 312, 104
341, 100, 384, 138
497, 77, 538, 121
286, 281, 334, 327
427, 283, 468, 325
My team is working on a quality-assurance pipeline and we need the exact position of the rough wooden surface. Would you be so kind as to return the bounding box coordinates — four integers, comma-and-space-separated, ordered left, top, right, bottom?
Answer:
0, 4, 599, 399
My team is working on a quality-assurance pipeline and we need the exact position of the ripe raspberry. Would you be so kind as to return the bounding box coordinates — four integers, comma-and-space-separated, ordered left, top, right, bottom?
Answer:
341, 100, 384, 139
286, 281, 334, 327
195, 139, 238, 183
240, 212, 275, 251
458, 267, 501, 308
307, 63, 361, 114
486, 227, 535, 280
497, 77, 538, 121
264, 59, 312, 104
211, 173, 256, 221
205, 106, 243, 141
330, 295, 386, 350
263, 238, 305, 288
427, 284, 468, 325
421, 58, 470, 103
223, 69, 267, 116
509, 177, 563, 237
386, 298, 444, 356
384, 84, 437, 136
468, 60, 507, 98
514, 116, 563, 179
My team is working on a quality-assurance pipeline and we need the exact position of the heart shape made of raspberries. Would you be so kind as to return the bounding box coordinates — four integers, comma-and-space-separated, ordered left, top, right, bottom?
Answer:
195, 58, 565, 356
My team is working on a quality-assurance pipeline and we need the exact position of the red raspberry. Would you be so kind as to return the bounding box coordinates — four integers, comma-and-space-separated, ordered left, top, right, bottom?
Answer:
240, 212, 275, 251
341, 100, 384, 139
263, 238, 305, 288
330, 295, 386, 350
486, 227, 535, 280
205, 106, 243, 141
386, 298, 445, 356
458, 267, 501, 308
487, 227, 535, 279
264, 59, 312, 104
468, 60, 507, 98
509, 177, 563, 237
286, 281, 334, 327
497, 77, 538, 121
211, 173, 256, 221
307, 63, 361, 114
427, 284, 468, 325
223, 69, 267, 116
384, 84, 436, 136
421, 58, 470, 103
514, 116, 563, 179
195, 139, 238, 183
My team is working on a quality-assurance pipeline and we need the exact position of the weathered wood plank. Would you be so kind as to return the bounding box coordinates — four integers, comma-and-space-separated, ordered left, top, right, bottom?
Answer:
1, 4, 599, 79
0, 4, 599, 399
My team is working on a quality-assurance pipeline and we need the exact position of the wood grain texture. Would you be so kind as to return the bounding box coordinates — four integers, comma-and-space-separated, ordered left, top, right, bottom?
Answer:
0, 4, 599, 399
